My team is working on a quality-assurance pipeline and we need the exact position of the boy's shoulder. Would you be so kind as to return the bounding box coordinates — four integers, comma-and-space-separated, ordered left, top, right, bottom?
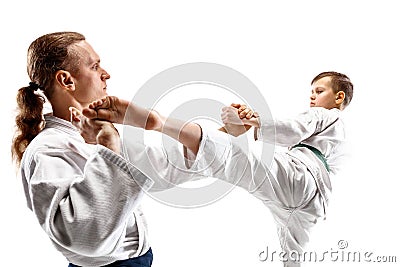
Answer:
302, 108, 342, 130
309, 106, 340, 114
308, 107, 341, 119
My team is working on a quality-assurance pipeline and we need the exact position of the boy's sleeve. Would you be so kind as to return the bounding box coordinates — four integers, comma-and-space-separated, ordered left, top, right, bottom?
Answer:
255, 107, 340, 147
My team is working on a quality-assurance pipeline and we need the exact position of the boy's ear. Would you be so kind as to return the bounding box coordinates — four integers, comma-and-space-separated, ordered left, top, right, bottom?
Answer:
55, 70, 75, 92
335, 91, 345, 105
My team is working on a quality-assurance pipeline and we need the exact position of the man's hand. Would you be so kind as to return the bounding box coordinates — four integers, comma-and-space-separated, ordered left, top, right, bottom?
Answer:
70, 107, 121, 154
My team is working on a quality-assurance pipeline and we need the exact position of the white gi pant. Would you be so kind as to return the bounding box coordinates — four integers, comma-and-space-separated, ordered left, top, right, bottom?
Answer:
194, 129, 329, 267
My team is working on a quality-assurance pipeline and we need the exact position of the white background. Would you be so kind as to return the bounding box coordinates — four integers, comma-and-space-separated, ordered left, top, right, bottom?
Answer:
1, 1, 399, 266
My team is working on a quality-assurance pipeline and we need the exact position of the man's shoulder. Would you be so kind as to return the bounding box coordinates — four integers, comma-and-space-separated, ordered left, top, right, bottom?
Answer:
26, 127, 87, 156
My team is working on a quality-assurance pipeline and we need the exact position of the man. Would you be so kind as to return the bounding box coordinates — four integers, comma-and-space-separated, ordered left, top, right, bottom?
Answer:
13, 31, 198, 267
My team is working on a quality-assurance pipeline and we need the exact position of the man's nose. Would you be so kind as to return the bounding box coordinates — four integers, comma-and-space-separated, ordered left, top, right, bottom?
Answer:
101, 71, 110, 80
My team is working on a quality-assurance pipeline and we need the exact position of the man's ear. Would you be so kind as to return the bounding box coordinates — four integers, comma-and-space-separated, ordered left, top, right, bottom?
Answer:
55, 70, 75, 92
335, 91, 345, 105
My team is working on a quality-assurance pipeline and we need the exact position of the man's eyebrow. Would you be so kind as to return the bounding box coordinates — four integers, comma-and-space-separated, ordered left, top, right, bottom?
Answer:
87, 57, 100, 65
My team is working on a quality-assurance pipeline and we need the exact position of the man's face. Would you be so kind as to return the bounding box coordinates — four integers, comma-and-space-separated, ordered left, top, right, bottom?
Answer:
310, 76, 338, 109
70, 40, 110, 107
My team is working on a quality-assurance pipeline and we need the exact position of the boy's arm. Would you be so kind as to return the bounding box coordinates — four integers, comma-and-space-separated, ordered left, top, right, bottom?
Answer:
217, 104, 338, 146
256, 108, 340, 146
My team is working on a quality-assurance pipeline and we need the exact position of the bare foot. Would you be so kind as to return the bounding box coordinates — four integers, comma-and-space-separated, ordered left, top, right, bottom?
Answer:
82, 96, 129, 124
83, 96, 164, 131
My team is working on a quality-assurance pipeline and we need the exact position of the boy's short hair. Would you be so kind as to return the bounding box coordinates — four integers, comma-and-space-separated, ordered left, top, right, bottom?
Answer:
311, 71, 354, 108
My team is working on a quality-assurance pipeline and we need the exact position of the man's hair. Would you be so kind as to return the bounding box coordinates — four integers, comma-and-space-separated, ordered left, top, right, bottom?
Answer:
311, 71, 354, 108
12, 32, 85, 165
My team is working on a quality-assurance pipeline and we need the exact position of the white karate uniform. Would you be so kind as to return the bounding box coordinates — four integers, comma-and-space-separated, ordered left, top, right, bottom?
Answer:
195, 107, 346, 267
20, 115, 193, 267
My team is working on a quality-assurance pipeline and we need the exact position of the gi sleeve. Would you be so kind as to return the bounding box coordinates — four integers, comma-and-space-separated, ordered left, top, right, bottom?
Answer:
256, 107, 340, 147
23, 144, 152, 257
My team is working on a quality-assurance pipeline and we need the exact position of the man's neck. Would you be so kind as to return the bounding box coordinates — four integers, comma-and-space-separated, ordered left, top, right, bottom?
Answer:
50, 92, 82, 122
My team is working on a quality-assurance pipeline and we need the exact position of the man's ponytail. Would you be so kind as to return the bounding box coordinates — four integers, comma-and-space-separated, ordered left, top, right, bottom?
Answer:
12, 86, 45, 165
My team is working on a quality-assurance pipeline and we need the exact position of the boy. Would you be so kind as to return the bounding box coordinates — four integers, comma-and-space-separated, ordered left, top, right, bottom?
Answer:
212, 71, 353, 266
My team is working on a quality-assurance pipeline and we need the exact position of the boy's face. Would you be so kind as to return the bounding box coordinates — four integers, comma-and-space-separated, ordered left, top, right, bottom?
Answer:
310, 76, 339, 109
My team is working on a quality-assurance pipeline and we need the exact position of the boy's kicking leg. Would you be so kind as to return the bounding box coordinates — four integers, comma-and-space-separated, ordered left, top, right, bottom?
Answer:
81, 96, 324, 267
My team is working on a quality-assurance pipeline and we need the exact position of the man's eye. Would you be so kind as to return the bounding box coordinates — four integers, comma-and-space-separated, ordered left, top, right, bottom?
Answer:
93, 64, 99, 70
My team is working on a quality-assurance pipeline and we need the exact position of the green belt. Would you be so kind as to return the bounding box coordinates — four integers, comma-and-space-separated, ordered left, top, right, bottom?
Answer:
292, 144, 330, 173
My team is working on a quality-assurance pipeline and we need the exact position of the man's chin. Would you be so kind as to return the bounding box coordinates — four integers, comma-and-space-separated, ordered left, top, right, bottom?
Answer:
98, 92, 108, 99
